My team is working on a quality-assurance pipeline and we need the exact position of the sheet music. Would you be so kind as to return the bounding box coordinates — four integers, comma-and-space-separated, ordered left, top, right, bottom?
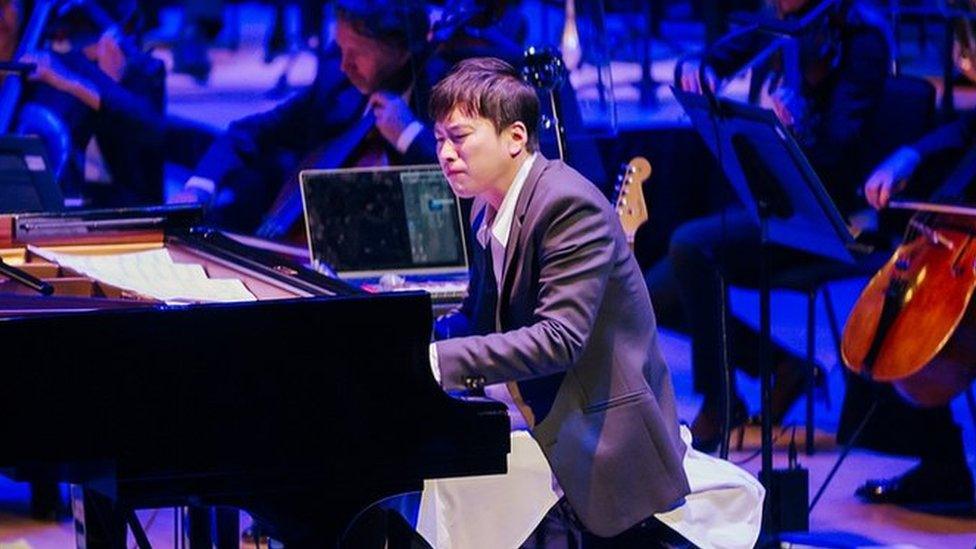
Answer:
28, 246, 257, 304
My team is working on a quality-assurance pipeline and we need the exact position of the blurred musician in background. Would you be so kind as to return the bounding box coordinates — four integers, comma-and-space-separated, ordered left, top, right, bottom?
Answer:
863, 109, 976, 210
847, 113, 976, 507
647, 0, 890, 452
697, 0, 764, 45
5, 1, 213, 518
170, 0, 522, 241
21, 35, 209, 206
10, 0, 214, 206
168, 0, 431, 239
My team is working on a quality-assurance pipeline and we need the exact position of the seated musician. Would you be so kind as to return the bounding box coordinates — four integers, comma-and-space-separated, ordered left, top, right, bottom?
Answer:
16, 1, 213, 206
426, 57, 763, 548
169, 0, 520, 240
849, 112, 976, 507
647, 0, 891, 452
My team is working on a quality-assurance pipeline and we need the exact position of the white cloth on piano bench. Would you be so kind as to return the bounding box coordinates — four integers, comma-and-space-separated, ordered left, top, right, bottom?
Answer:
416, 425, 764, 549
417, 430, 558, 549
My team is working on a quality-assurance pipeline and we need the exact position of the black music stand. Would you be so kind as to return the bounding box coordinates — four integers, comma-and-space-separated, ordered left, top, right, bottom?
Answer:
674, 88, 861, 539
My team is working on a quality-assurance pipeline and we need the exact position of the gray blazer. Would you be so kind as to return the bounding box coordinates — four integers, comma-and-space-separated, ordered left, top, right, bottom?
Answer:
436, 156, 691, 537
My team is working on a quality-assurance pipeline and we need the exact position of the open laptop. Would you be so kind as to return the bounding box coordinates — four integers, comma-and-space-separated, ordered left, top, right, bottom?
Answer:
300, 165, 469, 302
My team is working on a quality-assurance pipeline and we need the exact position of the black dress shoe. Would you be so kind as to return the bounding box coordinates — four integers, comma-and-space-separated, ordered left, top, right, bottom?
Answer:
691, 396, 748, 454
856, 462, 975, 506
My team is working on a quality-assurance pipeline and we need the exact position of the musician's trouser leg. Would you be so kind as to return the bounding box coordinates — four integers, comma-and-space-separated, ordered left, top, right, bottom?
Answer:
669, 210, 811, 403
840, 372, 969, 471
669, 213, 748, 402
644, 257, 686, 333
520, 499, 580, 549
521, 498, 696, 549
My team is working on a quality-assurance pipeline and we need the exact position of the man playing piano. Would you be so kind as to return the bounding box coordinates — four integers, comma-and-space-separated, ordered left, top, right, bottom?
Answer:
427, 57, 763, 548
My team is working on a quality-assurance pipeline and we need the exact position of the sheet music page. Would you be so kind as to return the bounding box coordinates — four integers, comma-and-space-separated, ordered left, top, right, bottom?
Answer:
28, 247, 257, 304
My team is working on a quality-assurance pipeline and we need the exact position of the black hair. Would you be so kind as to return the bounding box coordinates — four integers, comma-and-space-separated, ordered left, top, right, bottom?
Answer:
430, 57, 541, 152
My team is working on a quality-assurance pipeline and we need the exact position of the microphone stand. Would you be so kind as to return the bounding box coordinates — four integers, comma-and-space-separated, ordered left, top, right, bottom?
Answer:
686, 2, 844, 539
0, 257, 54, 295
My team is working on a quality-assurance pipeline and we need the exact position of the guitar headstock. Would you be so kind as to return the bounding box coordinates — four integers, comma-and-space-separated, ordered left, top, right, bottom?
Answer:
614, 157, 651, 245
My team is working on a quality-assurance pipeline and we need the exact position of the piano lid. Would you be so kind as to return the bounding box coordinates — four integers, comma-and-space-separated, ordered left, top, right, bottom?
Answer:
3, 204, 203, 246
0, 204, 363, 300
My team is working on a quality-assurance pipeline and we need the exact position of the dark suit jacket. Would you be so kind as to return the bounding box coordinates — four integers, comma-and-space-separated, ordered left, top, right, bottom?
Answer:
435, 156, 691, 537
192, 45, 438, 226
913, 108, 976, 158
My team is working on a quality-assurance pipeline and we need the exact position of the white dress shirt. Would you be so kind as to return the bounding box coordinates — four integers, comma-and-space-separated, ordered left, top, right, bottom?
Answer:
423, 154, 764, 548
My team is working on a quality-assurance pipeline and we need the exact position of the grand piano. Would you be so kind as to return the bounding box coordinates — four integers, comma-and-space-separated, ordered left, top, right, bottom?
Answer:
0, 206, 510, 547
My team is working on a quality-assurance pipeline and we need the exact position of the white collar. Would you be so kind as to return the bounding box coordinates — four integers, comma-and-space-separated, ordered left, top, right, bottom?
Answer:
478, 153, 538, 249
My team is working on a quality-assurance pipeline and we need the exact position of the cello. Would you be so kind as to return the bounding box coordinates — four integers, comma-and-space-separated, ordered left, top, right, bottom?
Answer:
841, 152, 976, 408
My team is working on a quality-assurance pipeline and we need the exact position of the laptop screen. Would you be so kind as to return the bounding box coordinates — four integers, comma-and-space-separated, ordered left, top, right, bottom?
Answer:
300, 165, 468, 279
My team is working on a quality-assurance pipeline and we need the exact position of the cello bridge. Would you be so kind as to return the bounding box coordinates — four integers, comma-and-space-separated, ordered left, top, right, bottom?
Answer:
909, 219, 955, 250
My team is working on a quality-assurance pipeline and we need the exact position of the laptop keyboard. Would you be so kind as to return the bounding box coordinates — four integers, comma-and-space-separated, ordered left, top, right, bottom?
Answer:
359, 278, 469, 303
